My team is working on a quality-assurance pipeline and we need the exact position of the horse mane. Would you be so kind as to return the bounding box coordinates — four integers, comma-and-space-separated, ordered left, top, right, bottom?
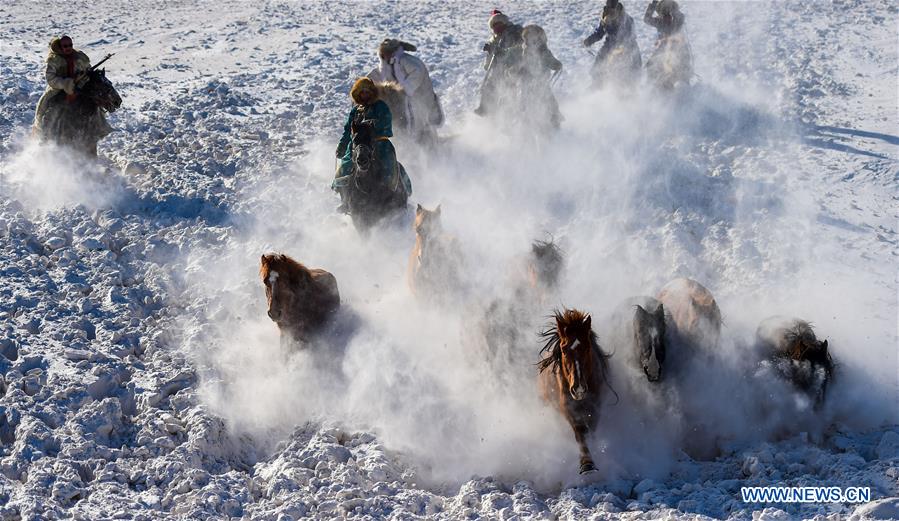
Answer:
781, 320, 835, 376
537, 308, 618, 402
260, 253, 314, 286
531, 238, 564, 287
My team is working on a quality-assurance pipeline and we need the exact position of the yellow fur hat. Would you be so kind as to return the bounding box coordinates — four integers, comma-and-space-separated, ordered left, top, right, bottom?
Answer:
350, 77, 378, 105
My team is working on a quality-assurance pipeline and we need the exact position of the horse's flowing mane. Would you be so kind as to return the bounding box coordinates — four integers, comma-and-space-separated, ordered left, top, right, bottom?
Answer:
537, 309, 609, 371
260, 253, 314, 286
781, 320, 835, 376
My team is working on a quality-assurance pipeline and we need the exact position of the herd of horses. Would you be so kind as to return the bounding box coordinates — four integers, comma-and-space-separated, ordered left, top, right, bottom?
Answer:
258, 203, 835, 475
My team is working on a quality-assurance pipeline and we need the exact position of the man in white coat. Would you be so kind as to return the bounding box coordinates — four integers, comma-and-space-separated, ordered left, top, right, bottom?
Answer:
368, 38, 443, 145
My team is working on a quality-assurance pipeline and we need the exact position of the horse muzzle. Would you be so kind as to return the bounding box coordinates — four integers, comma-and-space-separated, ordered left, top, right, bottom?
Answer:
569, 386, 587, 401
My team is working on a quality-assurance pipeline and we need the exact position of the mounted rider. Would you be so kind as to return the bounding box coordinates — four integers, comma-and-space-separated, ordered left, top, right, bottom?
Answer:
643, 0, 693, 88
475, 10, 524, 117
368, 38, 444, 145
518, 25, 563, 130
583, 0, 642, 87
332, 77, 412, 212
32, 35, 112, 156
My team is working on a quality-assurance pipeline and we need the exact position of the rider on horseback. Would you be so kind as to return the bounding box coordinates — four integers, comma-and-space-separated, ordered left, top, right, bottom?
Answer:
332, 77, 412, 213
643, 0, 692, 89
475, 10, 524, 117
518, 25, 563, 130
583, 0, 642, 88
32, 35, 113, 156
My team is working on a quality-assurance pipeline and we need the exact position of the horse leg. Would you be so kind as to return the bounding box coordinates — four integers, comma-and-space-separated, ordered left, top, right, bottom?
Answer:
573, 423, 596, 474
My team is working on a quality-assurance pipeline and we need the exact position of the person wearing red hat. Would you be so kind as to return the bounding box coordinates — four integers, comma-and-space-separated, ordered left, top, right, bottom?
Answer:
475, 9, 524, 116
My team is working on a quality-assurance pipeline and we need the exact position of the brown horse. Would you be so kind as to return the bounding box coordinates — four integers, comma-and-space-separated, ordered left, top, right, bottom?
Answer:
657, 278, 721, 350
756, 316, 834, 407
538, 309, 613, 474
407, 204, 464, 303
259, 253, 340, 347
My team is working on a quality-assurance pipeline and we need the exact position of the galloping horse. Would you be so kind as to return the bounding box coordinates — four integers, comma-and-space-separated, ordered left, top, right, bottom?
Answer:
342, 114, 410, 232
407, 204, 464, 304
538, 309, 613, 474
756, 316, 834, 407
609, 296, 667, 382
259, 253, 340, 347
657, 278, 721, 351
646, 33, 693, 90
38, 68, 122, 156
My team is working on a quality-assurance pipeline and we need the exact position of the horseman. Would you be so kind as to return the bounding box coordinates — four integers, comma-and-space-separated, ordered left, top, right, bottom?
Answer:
475, 9, 524, 117
32, 35, 113, 156
368, 38, 444, 145
517, 25, 563, 130
583, 0, 642, 88
332, 77, 411, 212
643, 0, 692, 88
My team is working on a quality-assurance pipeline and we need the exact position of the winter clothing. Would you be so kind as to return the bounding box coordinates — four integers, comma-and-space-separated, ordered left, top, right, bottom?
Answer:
644, 0, 685, 38
32, 38, 112, 154
477, 18, 524, 115
518, 25, 563, 129
584, 4, 642, 86
333, 94, 411, 196
488, 12, 510, 31
644, 0, 692, 88
368, 42, 443, 141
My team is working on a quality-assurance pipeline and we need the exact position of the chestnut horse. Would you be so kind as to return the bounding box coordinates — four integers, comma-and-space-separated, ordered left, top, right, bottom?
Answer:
657, 278, 721, 350
259, 253, 340, 347
538, 309, 613, 474
756, 316, 834, 407
407, 204, 464, 303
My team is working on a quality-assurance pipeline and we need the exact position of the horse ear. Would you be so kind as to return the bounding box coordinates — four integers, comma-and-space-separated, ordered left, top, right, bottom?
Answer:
582, 314, 591, 329
820, 339, 828, 350
655, 303, 665, 317
260, 254, 266, 264
416, 203, 423, 213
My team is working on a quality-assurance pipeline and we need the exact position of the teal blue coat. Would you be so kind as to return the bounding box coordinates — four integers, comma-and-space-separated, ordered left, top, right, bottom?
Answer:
333, 100, 411, 194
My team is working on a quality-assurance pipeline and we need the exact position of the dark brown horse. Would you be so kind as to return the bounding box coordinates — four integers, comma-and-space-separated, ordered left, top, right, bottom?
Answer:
756, 316, 834, 407
538, 309, 613, 474
259, 253, 340, 347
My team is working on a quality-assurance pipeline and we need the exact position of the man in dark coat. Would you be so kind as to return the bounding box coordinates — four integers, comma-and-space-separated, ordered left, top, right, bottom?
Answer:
583, 0, 642, 87
475, 10, 524, 116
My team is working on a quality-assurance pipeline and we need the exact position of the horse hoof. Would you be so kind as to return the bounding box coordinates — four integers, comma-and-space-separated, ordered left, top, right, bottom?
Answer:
579, 462, 597, 474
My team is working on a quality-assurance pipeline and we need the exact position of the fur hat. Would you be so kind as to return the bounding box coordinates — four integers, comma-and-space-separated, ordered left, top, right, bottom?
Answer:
488, 12, 510, 31
522, 25, 547, 46
350, 77, 379, 105
49, 35, 72, 54
656, 0, 679, 15
379, 38, 417, 56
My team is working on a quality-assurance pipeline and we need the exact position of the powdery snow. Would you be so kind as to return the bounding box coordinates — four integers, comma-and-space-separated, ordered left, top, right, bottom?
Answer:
0, 1, 896, 520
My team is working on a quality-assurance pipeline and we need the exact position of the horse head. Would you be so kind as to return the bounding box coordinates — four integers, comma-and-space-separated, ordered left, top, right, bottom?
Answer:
84, 69, 122, 113
414, 204, 442, 239
260, 253, 314, 325
549, 310, 597, 401
528, 239, 564, 291
634, 303, 666, 382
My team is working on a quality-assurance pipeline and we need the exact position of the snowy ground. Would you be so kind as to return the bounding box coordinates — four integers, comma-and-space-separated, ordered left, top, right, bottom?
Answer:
0, 0, 897, 519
